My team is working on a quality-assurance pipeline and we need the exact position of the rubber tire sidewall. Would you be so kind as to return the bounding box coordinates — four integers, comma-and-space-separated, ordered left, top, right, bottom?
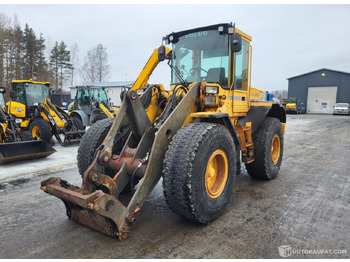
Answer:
71, 115, 85, 130
29, 118, 52, 143
77, 118, 114, 177
163, 123, 236, 224
246, 117, 284, 180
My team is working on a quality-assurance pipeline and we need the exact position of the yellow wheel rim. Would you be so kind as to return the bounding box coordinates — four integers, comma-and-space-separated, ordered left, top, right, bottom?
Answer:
205, 149, 228, 199
271, 134, 281, 164
32, 126, 41, 140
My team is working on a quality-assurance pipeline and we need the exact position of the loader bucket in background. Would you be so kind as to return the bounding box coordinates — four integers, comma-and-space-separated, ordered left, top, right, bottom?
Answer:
0, 140, 56, 164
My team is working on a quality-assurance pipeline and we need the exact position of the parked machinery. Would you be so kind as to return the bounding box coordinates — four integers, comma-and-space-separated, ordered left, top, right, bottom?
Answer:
41, 23, 286, 240
68, 85, 116, 126
0, 87, 55, 164
7, 80, 85, 145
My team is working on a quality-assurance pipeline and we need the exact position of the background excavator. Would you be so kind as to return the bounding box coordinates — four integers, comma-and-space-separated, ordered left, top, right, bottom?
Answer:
0, 87, 55, 164
41, 23, 286, 240
7, 80, 85, 145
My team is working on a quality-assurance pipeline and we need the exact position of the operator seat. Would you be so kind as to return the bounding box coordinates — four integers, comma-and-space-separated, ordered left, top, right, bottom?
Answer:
206, 67, 226, 86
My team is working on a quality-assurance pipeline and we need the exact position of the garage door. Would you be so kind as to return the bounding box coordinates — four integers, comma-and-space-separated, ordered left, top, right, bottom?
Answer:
307, 86, 338, 114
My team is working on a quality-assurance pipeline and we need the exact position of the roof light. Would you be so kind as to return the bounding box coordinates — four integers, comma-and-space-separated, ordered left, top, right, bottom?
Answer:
218, 26, 224, 32
228, 27, 234, 34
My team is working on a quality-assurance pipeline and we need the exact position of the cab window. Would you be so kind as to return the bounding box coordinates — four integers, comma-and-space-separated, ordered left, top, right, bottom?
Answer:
234, 39, 249, 90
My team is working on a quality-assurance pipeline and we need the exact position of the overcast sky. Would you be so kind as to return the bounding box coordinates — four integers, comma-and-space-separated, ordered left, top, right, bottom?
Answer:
1, 4, 350, 91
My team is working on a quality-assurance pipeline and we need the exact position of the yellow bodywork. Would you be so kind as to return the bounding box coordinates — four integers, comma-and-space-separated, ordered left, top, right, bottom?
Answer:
8, 80, 65, 129
99, 103, 114, 118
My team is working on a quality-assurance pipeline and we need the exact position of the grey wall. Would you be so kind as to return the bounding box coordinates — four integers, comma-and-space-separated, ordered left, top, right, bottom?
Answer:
288, 69, 350, 107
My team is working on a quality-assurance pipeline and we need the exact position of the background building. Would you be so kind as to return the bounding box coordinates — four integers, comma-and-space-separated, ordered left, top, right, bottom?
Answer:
287, 68, 350, 114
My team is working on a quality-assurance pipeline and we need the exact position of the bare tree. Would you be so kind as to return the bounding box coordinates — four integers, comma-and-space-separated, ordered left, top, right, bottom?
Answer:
81, 44, 110, 83
69, 42, 80, 87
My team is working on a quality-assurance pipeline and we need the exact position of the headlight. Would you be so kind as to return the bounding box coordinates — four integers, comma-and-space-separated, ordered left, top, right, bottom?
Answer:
32, 102, 39, 106
205, 85, 218, 94
15, 118, 22, 124
62, 102, 67, 106
205, 97, 217, 106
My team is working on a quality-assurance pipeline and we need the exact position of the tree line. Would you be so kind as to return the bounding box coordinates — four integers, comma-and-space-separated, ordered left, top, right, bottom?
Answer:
0, 13, 111, 100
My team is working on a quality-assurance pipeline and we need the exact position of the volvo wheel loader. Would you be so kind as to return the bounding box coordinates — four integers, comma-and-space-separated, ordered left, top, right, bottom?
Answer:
41, 23, 286, 240
0, 87, 56, 164
68, 85, 116, 126
7, 80, 85, 145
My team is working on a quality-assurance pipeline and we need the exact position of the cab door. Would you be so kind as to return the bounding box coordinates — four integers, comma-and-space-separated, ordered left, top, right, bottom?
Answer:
232, 38, 251, 113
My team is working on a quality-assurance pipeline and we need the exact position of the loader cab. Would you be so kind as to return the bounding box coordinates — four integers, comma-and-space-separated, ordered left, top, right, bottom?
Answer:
9, 80, 51, 118
76, 86, 109, 108
167, 23, 252, 113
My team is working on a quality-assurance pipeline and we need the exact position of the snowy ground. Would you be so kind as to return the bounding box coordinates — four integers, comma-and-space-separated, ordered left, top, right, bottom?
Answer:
0, 141, 78, 183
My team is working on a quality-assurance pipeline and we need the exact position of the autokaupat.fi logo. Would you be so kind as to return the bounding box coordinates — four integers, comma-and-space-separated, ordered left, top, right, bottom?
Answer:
278, 245, 292, 258
278, 245, 347, 258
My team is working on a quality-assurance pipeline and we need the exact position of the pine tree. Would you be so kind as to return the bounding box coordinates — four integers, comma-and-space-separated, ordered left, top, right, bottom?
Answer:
50, 41, 73, 90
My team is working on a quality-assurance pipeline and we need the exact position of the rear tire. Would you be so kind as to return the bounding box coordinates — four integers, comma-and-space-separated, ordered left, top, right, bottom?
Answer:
245, 117, 284, 180
71, 115, 85, 131
163, 122, 236, 224
29, 118, 52, 143
90, 109, 108, 125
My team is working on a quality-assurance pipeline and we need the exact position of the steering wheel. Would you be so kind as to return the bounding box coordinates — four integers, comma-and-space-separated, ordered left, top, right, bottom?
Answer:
190, 67, 207, 75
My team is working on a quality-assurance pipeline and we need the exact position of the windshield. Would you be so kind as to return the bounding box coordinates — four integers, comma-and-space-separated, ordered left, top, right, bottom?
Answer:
171, 30, 229, 87
335, 103, 348, 108
25, 83, 50, 105
90, 88, 108, 104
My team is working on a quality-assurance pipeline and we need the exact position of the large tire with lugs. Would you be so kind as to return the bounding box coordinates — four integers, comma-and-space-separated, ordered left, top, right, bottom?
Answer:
162, 122, 236, 224
29, 118, 52, 143
77, 118, 114, 177
245, 117, 284, 180
71, 115, 85, 131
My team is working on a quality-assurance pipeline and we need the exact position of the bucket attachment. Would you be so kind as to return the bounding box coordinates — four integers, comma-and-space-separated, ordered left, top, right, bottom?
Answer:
0, 140, 56, 164
41, 85, 200, 240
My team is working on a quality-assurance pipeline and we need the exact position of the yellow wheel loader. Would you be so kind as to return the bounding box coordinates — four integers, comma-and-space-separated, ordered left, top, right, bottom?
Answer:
41, 23, 286, 240
0, 87, 56, 164
68, 85, 116, 126
7, 80, 85, 146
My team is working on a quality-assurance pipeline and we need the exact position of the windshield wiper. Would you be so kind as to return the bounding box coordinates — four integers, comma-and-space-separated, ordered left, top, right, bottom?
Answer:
167, 60, 189, 88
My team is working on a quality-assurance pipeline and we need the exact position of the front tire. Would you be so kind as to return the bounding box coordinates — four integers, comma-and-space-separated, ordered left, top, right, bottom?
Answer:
162, 123, 236, 224
246, 117, 284, 180
29, 118, 52, 143
77, 118, 114, 177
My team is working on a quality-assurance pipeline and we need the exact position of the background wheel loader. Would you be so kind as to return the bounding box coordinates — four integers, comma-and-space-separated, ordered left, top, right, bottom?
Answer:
0, 87, 56, 164
41, 23, 286, 240
7, 80, 85, 145
68, 85, 116, 127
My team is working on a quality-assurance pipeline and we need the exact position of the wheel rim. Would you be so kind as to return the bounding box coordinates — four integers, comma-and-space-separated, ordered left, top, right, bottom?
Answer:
205, 149, 228, 199
32, 126, 41, 139
271, 134, 281, 164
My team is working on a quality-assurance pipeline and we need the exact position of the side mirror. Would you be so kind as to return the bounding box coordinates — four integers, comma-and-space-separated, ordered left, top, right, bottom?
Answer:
231, 34, 242, 53
158, 46, 166, 62
10, 90, 16, 100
